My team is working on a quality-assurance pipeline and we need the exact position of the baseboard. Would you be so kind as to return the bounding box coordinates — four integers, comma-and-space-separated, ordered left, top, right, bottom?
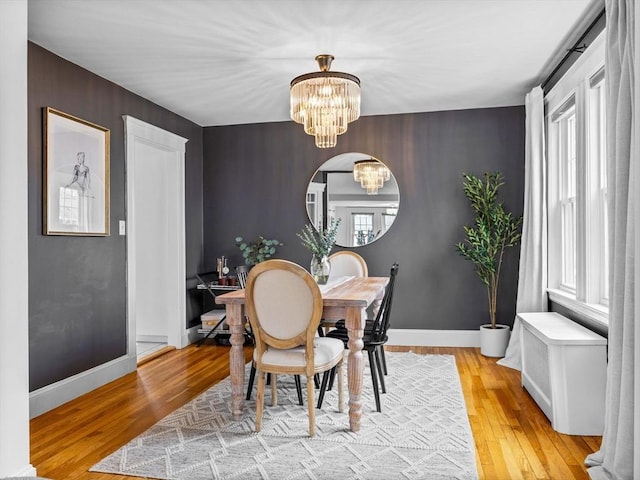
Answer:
6, 464, 37, 477
387, 328, 480, 347
137, 345, 176, 366
29, 354, 136, 418
139, 325, 201, 348
136, 334, 168, 343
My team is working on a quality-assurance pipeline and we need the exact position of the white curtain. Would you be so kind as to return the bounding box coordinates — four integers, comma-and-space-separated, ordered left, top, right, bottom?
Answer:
497, 85, 548, 371
586, 1, 637, 478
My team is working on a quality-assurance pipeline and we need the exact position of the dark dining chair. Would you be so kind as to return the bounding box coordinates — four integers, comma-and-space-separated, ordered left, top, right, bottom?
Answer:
318, 262, 398, 412
235, 264, 250, 290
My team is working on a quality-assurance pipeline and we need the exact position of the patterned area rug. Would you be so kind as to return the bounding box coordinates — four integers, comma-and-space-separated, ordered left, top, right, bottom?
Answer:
91, 352, 478, 479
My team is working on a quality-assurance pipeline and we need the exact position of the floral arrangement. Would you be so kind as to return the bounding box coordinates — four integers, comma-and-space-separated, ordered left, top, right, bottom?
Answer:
235, 235, 283, 266
297, 218, 342, 258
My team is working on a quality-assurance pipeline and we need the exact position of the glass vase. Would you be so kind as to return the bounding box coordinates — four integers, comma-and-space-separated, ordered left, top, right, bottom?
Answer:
310, 255, 331, 285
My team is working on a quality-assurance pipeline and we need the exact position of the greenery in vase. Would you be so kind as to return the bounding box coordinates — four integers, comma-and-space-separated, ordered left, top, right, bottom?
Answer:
235, 236, 283, 266
297, 218, 342, 258
455, 172, 522, 329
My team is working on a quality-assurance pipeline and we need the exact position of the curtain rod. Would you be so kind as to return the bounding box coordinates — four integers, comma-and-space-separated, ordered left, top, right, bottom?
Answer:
541, 8, 606, 92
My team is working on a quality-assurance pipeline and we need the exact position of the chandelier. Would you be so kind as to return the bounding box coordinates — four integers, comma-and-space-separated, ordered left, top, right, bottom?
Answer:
290, 54, 361, 148
353, 159, 390, 195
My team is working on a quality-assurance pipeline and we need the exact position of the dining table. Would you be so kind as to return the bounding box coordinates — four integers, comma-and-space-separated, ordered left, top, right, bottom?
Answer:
215, 275, 389, 432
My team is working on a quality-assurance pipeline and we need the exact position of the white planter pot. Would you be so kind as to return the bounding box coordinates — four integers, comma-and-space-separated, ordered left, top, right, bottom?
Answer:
479, 324, 511, 357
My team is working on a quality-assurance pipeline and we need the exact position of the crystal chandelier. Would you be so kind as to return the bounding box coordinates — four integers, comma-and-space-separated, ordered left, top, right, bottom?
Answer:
353, 159, 391, 195
290, 54, 361, 148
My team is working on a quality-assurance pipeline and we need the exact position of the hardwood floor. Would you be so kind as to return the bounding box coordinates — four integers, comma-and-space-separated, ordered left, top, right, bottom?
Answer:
30, 343, 600, 480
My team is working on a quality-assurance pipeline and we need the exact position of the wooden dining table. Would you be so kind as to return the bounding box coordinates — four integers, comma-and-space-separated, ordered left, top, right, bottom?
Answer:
215, 275, 389, 432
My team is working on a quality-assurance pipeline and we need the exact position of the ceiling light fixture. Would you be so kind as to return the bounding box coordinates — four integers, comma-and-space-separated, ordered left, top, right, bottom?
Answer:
353, 159, 390, 195
290, 54, 361, 148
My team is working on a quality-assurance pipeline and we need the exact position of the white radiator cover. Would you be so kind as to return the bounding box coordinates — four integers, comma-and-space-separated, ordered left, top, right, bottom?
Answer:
519, 312, 607, 435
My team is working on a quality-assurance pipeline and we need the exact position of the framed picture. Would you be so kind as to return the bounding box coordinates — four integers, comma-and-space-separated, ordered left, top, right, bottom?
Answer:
44, 107, 110, 236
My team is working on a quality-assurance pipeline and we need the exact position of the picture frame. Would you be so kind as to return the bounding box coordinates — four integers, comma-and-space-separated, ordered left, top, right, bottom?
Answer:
44, 107, 110, 236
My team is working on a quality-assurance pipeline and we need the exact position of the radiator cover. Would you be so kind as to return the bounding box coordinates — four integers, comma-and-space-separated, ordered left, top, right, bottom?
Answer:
519, 312, 607, 435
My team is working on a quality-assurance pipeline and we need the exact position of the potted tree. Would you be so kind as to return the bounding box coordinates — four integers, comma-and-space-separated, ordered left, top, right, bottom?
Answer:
455, 172, 522, 357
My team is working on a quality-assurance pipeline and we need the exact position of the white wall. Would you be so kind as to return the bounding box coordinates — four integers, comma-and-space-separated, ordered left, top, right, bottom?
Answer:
0, 0, 35, 476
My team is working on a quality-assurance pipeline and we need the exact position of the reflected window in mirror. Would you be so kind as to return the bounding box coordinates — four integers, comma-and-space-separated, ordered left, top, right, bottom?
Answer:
352, 213, 374, 246
383, 211, 397, 231
305, 153, 400, 248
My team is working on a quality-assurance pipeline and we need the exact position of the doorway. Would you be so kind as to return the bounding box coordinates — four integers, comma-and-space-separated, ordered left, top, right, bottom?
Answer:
123, 116, 188, 360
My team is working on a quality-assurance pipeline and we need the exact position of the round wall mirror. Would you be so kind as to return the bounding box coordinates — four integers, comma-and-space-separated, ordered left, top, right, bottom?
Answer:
305, 152, 400, 248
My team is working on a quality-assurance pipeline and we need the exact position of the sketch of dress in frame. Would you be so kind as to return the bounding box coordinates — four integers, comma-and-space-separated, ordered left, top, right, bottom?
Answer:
67, 151, 91, 193
59, 151, 94, 231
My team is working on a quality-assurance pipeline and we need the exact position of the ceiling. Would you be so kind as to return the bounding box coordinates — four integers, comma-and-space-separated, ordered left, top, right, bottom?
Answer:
28, 0, 599, 128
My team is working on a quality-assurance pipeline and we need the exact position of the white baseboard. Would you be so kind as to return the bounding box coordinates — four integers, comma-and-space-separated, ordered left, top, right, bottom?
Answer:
387, 328, 480, 347
29, 354, 136, 418
7, 464, 37, 477
136, 334, 168, 343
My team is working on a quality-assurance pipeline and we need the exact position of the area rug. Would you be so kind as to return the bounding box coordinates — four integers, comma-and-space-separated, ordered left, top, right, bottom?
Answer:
91, 352, 478, 480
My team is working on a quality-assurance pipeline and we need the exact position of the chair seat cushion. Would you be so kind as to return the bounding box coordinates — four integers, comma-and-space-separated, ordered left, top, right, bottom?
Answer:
255, 337, 344, 369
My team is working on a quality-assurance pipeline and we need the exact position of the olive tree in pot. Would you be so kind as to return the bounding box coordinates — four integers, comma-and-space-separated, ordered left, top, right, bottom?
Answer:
455, 172, 522, 357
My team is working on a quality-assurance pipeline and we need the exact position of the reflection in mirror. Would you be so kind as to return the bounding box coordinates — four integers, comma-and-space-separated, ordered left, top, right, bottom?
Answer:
306, 152, 400, 248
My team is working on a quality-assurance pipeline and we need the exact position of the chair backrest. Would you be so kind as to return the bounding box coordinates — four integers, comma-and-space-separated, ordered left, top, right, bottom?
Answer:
328, 251, 368, 279
235, 264, 250, 289
245, 259, 323, 371
368, 263, 399, 343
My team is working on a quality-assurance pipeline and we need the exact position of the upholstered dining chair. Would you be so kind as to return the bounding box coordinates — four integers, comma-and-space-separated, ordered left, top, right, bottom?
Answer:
319, 263, 399, 412
241, 264, 304, 405
318, 250, 369, 336
328, 250, 368, 278
245, 259, 345, 436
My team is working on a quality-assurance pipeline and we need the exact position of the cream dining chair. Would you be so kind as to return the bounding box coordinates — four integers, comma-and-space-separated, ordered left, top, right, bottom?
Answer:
318, 251, 369, 335
245, 259, 345, 437
241, 264, 305, 405
328, 250, 368, 278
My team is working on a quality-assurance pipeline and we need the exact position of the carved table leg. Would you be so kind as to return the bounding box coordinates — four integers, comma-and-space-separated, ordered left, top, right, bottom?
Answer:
226, 303, 245, 419
345, 306, 365, 432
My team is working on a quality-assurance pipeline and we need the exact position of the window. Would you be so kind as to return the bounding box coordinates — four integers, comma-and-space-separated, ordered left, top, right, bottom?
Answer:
382, 210, 397, 232
546, 32, 608, 324
352, 213, 374, 246
589, 71, 608, 304
555, 103, 577, 290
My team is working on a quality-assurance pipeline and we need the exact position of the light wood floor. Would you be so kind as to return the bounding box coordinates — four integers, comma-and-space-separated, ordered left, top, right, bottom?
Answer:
30, 343, 600, 480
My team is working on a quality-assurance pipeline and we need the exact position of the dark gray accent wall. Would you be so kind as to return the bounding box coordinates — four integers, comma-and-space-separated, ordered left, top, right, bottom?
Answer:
28, 43, 204, 391
202, 107, 525, 331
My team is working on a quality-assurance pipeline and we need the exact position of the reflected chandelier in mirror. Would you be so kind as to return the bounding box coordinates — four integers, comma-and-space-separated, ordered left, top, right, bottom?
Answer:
305, 153, 400, 248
